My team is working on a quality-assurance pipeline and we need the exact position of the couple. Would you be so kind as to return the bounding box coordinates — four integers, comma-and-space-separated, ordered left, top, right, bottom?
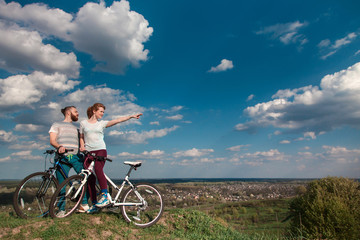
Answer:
49, 103, 142, 214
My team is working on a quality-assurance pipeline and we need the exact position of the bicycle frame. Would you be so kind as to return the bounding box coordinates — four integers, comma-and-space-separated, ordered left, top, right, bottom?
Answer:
34, 153, 71, 199
71, 158, 144, 207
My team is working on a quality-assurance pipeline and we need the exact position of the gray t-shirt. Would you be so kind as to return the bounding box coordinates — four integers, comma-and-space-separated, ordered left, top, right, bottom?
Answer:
49, 122, 79, 153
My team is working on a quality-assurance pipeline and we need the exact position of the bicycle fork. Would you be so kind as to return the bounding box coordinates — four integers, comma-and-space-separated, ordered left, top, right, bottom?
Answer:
67, 172, 89, 201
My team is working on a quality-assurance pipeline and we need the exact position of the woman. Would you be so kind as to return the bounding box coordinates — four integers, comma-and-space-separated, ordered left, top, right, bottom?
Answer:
80, 103, 142, 213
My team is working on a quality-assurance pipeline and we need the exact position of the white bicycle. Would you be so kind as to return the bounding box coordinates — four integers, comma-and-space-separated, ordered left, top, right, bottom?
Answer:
48, 152, 163, 228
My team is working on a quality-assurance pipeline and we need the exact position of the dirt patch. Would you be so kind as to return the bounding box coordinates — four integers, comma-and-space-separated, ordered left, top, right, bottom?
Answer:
92, 216, 102, 225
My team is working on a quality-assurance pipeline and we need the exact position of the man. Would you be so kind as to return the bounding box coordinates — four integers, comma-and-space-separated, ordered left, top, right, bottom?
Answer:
49, 106, 89, 216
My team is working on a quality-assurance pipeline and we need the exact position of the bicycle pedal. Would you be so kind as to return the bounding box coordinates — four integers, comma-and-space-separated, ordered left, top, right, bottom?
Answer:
132, 216, 141, 221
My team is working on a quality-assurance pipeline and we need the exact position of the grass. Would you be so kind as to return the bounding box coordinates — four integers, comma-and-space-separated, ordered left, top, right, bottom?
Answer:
0, 180, 301, 239
0, 204, 302, 240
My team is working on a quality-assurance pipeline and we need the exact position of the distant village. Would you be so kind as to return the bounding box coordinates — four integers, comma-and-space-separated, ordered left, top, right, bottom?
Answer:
160, 181, 308, 206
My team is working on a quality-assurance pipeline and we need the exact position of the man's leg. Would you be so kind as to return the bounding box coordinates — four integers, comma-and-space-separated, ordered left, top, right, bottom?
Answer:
55, 159, 71, 211
68, 154, 88, 205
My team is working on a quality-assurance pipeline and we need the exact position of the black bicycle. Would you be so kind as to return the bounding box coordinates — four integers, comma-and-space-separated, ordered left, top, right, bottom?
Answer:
13, 149, 75, 218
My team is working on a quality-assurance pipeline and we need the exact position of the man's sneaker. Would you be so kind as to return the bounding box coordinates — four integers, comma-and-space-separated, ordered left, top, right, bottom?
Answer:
56, 210, 66, 218
95, 193, 110, 208
86, 205, 100, 214
77, 204, 89, 213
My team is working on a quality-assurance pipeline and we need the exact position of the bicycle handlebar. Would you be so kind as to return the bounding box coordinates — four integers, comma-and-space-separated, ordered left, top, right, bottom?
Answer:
44, 149, 74, 155
81, 151, 112, 162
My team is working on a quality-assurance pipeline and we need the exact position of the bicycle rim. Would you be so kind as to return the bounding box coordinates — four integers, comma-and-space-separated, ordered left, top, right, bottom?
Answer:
121, 183, 163, 228
49, 175, 85, 218
13, 172, 58, 219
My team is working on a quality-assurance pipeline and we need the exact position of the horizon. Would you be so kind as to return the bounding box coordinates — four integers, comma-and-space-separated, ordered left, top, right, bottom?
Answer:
0, 0, 360, 179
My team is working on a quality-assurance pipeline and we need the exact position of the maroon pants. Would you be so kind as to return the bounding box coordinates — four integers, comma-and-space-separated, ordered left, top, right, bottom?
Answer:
84, 149, 107, 203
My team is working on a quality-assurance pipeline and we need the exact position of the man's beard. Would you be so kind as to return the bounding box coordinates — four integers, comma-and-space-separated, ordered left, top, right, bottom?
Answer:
71, 113, 78, 122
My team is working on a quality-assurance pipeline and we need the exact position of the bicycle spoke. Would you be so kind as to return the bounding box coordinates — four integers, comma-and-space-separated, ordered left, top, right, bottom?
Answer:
121, 184, 163, 228
13, 172, 58, 218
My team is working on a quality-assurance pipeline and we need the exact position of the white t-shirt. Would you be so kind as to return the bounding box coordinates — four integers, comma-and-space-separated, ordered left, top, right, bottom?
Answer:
80, 120, 109, 151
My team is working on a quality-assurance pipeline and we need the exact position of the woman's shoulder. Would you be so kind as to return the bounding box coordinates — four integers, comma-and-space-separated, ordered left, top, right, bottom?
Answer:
80, 119, 89, 125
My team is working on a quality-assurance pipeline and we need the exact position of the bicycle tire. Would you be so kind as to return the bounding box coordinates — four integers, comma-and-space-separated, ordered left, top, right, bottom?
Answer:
49, 174, 85, 218
120, 183, 164, 228
13, 172, 59, 219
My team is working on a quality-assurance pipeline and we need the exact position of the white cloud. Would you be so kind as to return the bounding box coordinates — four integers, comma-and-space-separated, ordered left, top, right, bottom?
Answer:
10, 150, 42, 160
208, 59, 233, 73
247, 94, 255, 101
166, 114, 183, 120
256, 21, 308, 46
319, 32, 358, 60
0, 0, 74, 39
70, 0, 152, 74
0, 0, 153, 75
321, 145, 360, 163
226, 145, 249, 151
317, 39, 330, 48
280, 140, 291, 144
0, 71, 79, 109
14, 124, 44, 132
150, 121, 160, 125
0, 156, 11, 162
236, 62, 360, 135
332, 32, 357, 49
64, 85, 145, 119
10, 141, 47, 150
230, 149, 288, 166
118, 150, 165, 159
173, 148, 214, 158
0, 21, 79, 77
109, 125, 179, 144
0, 130, 16, 142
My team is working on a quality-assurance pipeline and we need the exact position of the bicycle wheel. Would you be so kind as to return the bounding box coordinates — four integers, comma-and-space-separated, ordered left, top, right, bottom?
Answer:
13, 172, 58, 219
49, 174, 85, 218
120, 183, 164, 228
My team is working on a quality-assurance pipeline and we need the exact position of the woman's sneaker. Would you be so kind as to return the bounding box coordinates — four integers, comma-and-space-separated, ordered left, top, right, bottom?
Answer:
86, 205, 100, 214
95, 193, 110, 207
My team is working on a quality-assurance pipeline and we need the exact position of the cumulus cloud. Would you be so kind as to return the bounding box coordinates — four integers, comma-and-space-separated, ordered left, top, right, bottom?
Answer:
118, 150, 165, 159
318, 32, 358, 60
0, 0, 74, 39
0, 130, 17, 143
173, 148, 214, 158
235, 62, 360, 136
208, 59, 233, 73
10, 141, 47, 150
0, 0, 153, 75
70, 0, 152, 74
230, 149, 288, 166
321, 145, 360, 163
0, 71, 79, 109
256, 21, 308, 46
64, 85, 145, 119
108, 125, 179, 144
14, 124, 45, 133
0, 21, 80, 77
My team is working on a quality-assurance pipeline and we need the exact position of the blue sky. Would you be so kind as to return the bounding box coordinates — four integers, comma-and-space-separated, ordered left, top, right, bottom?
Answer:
0, 0, 360, 179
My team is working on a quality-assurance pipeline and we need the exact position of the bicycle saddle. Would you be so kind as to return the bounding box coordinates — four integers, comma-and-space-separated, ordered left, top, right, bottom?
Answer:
124, 161, 142, 167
